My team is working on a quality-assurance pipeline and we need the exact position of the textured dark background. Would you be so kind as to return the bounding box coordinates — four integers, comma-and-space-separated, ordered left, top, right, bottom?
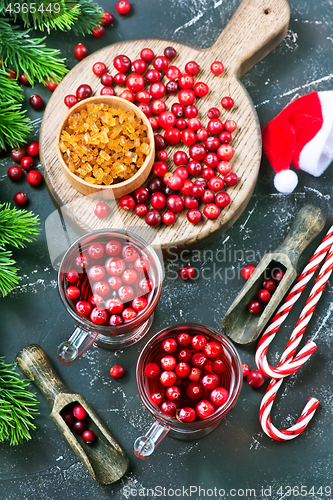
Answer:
1, 1, 333, 499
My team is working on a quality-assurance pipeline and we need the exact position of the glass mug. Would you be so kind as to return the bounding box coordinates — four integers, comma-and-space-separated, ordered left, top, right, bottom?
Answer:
57, 229, 163, 365
134, 323, 242, 458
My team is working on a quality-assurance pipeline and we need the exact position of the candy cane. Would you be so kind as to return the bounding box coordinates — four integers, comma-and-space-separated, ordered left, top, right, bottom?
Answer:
259, 378, 320, 441
256, 226, 333, 378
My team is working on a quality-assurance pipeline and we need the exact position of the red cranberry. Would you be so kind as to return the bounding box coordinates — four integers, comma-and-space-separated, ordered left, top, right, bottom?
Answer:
224, 172, 238, 186
180, 179, 194, 195
114, 54, 131, 72
119, 195, 135, 211
116, 0, 131, 14
132, 59, 147, 74
248, 300, 262, 315
73, 404, 87, 420
191, 184, 205, 198
181, 128, 197, 146
211, 359, 226, 374
94, 281, 110, 296
106, 298, 124, 315
127, 73, 145, 92
272, 269, 285, 282
191, 334, 207, 350
257, 289, 271, 303
174, 166, 188, 180
156, 150, 168, 161
10, 146, 26, 162
82, 430, 96, 444
66, 285, 80, 300
6, 69, 17, 79
7, 166, 24, 181
20, 156, 34, 171
122, 245, 138, 262
150, 82, 166, 99
221, 96, 234, 109
90, 294, 104, 307
66, 270, 79, 284
178, 264, 195, 280
205, 136, 219, 151
247, 370, 265, 389
140, 278, 154, 293
179, 73, 194, 89
154, 133, 167, 150
164, 46, 177, 60
215, 192, 230, 208
92, 25, 105, 37
166, 194, 184, 213
184, 195, 198, 209
160, 370, 177, 387
187, 160, 202, 177
45, 76, 57, 91
175, 118, 187, 130
64, 94, 78, 108
166, 65, 181, 80
204, 341, 221, 358
187, 118, 201, 131
263, 279, 276, 292
73, 420, 87, 434
110, 364, 126, 379
203, 203, 220, 220
202, 374, 218, 390
210, 387, 229, 406
208, 176, 224, 192
26, 141, 39, 157
134, 257, 150, 273
62, 410, 75, 426
153, 56, 169, 72
105, 240, 121, 256
158, 111, 176, 129
76, 84, 93, 100
90, 307, 108, 325
29, 94, 43, 110
118, 285, 134, 302
145, 209, 162, 227
219, 131, 232, 144
175, 362, 191, 378
161, 355, 177, 371
92, 62, 107, 76
110, 314, 124, 327
217, 161, 232, 175
114, 72, 127, 85
144, 362, 160, 378
27, 170, 43, 187
207, 107, 220, 119
164, 127, 181, 145
14, 192, 28, 206
224, 119, 237, 133
94, 203, 110, 219
162, 211, 176, 225
119, 89, 135, 102
151, 192, 166, 210
217, 144, 234, 161
122, 307, 137, 322
145, 68, 161, 83
141, 48, 154, 62
177, 333, 191, 346
161, 401, 177, 417
166, 386, 181, 400
178, 348, 192, 363
151, 392, 163, 405
189, 143, 206, 161
201, 187, 215, 203
122, 269, 138, 285
178, 407, 196, 423
189, 367, 201, 382
74, 43, 88, 61
178, 89, 196, 105
185, 61, 200, 75
191, 352, 207, 368
186, 382, 204, 401
187, 208, 202, 224
162, 338, 178, 353
193, 82, 209, 97
196, 128, 209, 141
241, 265, 256, 281
75, 254, 89, 269
75, 301, 92, 317
207, 119, 224, 135
242, 363, 250, 377
101, 11, 113, 26
210, 61, 224, 75
87, 243, 104, 260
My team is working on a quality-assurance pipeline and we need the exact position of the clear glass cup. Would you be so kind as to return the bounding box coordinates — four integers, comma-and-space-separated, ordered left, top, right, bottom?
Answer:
57, 229, 163, 365
134, 322, 242, 459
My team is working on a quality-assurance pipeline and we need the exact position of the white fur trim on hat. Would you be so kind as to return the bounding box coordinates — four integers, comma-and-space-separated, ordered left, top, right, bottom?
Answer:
299, 90, 333, 176
274, 170, 298, 194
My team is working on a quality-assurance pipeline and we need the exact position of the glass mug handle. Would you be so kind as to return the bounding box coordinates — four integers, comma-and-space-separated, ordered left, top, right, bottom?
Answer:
58, 326, 98, 365
134, 420, 171, 459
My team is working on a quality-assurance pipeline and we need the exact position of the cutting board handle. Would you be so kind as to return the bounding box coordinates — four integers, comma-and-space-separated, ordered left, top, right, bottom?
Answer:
211, 0, 290, 77
276, 205, 326, 267
16, 344, 73, 411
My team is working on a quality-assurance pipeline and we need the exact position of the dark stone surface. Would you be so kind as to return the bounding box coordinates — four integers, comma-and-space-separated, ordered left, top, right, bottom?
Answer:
1, 1, 332, 499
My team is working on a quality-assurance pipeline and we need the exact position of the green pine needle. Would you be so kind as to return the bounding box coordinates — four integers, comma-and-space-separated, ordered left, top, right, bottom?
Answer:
0, 69, 24, 104
0, 203, 41, 249
0, 18, 68, 86
0, 248, 19, 297
0, 0, 102, 34
0, 358, 39, 445
0, 100, 32, 150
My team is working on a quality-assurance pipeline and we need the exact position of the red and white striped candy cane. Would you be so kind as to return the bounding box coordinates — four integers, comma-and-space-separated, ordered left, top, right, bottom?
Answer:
256, 226, 333, 378
259, 377, 320, 441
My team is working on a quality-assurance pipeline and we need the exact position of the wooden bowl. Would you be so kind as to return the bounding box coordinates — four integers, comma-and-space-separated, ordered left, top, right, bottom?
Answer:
56, 95, 155, 199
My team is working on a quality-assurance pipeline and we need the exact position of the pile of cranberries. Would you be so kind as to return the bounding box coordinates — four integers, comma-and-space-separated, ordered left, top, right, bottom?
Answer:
7, 141, 43, 206
62, 404, 96, 444
241, 264, 285, 315
64, 238, 155, 327
144, 332, 234, 422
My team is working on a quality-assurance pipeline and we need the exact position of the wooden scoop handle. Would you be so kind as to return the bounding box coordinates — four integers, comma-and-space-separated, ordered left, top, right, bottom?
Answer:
210, 0, 290, 76
16, 344, 72, 411
276, 205, 326, 267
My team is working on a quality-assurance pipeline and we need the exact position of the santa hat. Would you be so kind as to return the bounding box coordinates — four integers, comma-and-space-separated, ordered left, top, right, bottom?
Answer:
262, 91, 333, 193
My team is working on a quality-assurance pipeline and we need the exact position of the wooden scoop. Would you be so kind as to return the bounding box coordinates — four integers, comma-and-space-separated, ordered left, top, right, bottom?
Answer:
222, 205, 326, 345
16, 344, 129, 485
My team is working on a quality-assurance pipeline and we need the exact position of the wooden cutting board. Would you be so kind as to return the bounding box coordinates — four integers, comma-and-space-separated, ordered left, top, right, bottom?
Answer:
40, 0, 290, 255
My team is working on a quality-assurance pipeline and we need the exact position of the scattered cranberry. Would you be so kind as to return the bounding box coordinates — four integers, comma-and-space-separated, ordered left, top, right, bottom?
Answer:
241, 264, 256, 280
100, 86, 115, 96
162, 211, 175, 225
119, 195, 135, 211
73, 404, 87, 420
201, 188, 215, 203
76, 84, 93, 100
224, 119, 237, 133
119, 89, 135, 102
210, 61, 224, 75
224, 172, 238, 186
74, 43, 88, 61
26, 170, 43, 187
242, 363, 250, 377
178, 264, 195, 280
217, 161, 232, 176
116, 0, 131, 14
110, 364, 126, 379
187, 208, 202, 224
64, 94, 78, 108
82, 430, 96, 444
19, 73, 29, 85
114, 54, 131, 73
164, 46, 177, 60
207, 119, 224, 136
247, 370, 265, 389
101, 11, 114, 26
208, 176, 224, 192
10, 146, 26, 163
221, 96, 234, 109
203, 203, 220, 220
132, 59, 147, 74
141, 48, 154, 62
178, 89, 196, 106
92, 25, 105, 37
114, 72, 127, 85
196, 128, 209, 141
101, 73, 113, 85
166, 194, 184, 213
26, 141, 39, 157
248, 300, 262, 315
14, 192, 28, 206
29, 94, 43, 110
145, 209, 162, 227
94, 202, 110, 218
207, 107, 220, 119
153, 56, 169, 72
6, 69, 17, 79
193, 82, 209, 97
185, 61, 200, 75
219, 131, 232, 144
7, 166, 24, 181
215, 192, 230, 208
20, 156, 34, 171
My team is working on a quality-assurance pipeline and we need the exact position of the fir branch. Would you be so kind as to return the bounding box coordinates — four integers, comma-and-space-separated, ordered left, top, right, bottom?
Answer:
0, 69, 24, 104
0, 248, 19, 297
0, 100, 32, 150
0, 203, 41, 249
0, 0, 102, 35
0, 18, 68, 85
0, 358, 39, 445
